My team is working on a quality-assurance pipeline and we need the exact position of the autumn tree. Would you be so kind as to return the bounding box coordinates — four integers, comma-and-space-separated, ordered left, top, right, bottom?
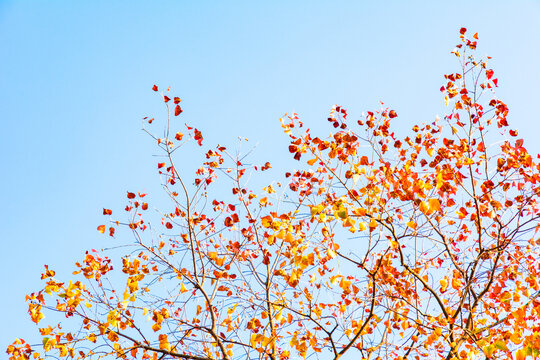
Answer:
8, 28, 540, 360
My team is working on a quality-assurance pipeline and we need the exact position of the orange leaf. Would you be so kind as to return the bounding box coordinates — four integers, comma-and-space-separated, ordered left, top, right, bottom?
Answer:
158, 334, 170, 351
428, 198, 441, 213
97, 225, 106, 233
516, 349, 526, 360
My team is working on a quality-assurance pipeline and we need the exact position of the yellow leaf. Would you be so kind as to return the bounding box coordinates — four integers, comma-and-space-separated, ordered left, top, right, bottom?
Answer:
310, 204, 323, 215
343, 217, 355, 227
250, 334, 263, 348
439, 278, 448, 293
327, 248, 336, 259
227, 304, 237, 315
261, 216, 272, 228
463, 157, 474, 165
180, 283, 188, 293
262, 336, 273, 347
419, 201, 429, 215
406, 221, 417, 229
107, 311, 118, 327
336, 208, 348, 219
87, 333, 97, 343
29, 304, 44, 324
451, 276, 462, 290
494, 340, 508, 351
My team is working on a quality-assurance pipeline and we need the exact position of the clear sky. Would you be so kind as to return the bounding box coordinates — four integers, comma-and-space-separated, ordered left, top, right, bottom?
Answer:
1, 0, 539, 352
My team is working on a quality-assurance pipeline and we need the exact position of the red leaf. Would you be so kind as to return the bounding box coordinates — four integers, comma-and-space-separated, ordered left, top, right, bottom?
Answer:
152, 85, 158, 91
103, 208, 112, 215
142, 203, 148, 210
165, 222, 173, 229
509, 130, 518, 137
194, 129, 203, 146
360, 156, 369, 165
486, 69, 494, 79
158, 163, 165, 169
127, 192, 136, 199
164, 96, 171, 103
109, 227, 115, 237
389, 110, 397, 118
460, 27, 467, 35
174, 97, 181, 104
174, 105, 182, 116
175, 132, 183, 141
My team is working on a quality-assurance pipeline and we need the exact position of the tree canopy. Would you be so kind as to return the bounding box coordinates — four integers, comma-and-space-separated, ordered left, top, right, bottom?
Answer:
8, 28, 540, 360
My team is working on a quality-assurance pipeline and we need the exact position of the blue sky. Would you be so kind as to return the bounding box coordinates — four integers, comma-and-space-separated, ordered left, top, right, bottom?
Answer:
1, 0, 539, 352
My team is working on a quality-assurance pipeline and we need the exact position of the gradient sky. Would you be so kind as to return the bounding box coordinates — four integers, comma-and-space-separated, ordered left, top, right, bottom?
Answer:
1, 0, 539, 353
